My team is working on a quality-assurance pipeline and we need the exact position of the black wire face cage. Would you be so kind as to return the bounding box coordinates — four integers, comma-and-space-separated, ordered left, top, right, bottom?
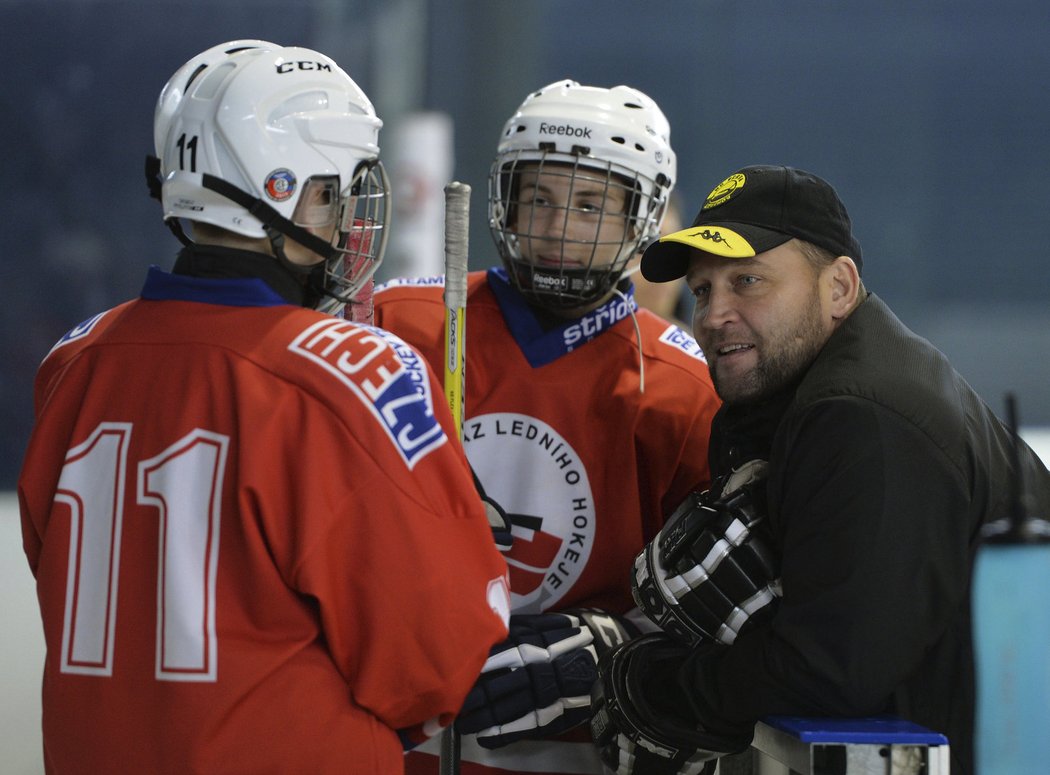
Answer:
315, 160, 391, 315
489, 152, 658, 310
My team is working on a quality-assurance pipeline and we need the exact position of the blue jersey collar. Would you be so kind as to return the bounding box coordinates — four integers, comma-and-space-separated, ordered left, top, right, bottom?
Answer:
486, 267, 637, 367
140, 266, 291, 307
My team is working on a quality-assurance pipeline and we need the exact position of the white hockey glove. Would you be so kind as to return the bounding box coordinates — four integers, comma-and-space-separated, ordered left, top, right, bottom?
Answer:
454, 610, 638, 748
632, 461, 780, 647
590, 634, 752, 775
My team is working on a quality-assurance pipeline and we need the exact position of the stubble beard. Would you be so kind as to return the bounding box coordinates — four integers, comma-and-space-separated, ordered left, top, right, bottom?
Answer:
712, 297, 827, 406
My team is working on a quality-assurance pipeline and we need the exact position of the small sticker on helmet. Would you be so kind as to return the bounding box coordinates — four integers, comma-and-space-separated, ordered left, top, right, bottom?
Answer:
264, 168, 297, 202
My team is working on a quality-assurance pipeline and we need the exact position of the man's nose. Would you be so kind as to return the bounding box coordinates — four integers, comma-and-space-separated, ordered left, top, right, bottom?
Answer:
694, 286, 737, 330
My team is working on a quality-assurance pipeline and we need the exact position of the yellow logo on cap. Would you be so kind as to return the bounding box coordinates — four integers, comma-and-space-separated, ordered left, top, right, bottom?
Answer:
659, 225, 757, 258
703, 173, 746, 210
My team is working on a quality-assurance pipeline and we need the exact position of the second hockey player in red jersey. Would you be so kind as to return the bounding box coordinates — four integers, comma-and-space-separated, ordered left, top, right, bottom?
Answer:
375, 80, 721, 775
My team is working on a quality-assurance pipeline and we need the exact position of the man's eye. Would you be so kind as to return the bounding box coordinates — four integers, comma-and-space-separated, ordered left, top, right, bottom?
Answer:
738, 275, 759, 287
691, 285, 709, 299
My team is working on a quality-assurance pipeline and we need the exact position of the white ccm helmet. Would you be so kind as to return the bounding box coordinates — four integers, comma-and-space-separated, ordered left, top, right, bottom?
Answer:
148, 42, 390, 311
489, 80, 676, 309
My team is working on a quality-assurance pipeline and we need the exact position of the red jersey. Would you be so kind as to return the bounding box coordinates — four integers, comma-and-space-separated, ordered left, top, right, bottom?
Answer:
19, 267, 510, 775
374, 268, 720, 774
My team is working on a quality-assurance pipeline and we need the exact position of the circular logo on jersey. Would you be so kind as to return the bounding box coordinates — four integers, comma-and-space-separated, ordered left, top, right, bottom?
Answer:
263, 168, 296, 202
703, 172, 746, 210
464, 413, 595, 613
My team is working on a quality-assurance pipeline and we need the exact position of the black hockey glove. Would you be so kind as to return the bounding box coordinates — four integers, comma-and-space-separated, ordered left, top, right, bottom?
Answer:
455, 610, 639, 748
472, 466, 513, 552
632, 460, 780, 646
590, 634, 752, 775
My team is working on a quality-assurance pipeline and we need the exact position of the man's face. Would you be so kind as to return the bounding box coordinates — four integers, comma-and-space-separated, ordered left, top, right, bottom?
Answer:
509, 164, 631, 271
686, 240, 836, 405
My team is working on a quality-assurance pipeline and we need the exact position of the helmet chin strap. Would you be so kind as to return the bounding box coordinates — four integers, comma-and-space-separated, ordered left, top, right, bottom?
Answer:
201, 174, 336, 262
262, 226, 315, 277
203, 176, 353, 311
611, 284, 645, 394
263, 227, 327, 309
147, 155, 339, 306
146, 155, 195, 248
146, 156, 337, 263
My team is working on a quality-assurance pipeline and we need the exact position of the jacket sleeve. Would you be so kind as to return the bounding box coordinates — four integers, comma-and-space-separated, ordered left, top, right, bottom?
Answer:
683, 396, 970, 723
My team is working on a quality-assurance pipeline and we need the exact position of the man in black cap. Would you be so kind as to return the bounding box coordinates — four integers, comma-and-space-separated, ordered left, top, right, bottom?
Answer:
586, 165, 1050, 775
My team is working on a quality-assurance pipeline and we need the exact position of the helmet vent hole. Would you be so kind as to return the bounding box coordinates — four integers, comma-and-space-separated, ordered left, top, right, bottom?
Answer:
185, 64, 208, 91
193, 62, 236, 100
634, 143, 645, 152
624, 102, 643, 110
611, 136, 626, 145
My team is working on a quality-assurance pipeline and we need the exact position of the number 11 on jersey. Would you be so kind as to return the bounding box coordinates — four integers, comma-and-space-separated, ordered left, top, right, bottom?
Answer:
56, 422, 228, 682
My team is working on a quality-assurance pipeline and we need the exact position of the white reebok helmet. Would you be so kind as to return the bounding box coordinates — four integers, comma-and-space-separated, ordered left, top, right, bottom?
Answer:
489, 80, 676, 309
150, 42, 390, 311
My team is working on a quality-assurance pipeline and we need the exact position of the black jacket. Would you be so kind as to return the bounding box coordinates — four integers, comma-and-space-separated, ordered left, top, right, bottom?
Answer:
687, 293, 1050, 775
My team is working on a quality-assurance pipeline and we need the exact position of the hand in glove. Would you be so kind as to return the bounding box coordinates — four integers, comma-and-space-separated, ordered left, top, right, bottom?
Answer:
632, 463, 780, 647
455, 610, 638, 748
590, 633, 752, 775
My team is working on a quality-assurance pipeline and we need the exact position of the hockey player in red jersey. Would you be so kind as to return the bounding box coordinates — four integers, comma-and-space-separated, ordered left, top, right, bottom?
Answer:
18, 41, 509, 775
374, 81, 721, 775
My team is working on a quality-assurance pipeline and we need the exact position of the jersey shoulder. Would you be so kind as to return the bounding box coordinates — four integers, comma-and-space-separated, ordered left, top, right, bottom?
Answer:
266, 311, 451, 470
375, 274, 447, 297
634, 309, 710, 373
374, 271, 494, 332
375, 270, 490, 303
36, 301, 138, 386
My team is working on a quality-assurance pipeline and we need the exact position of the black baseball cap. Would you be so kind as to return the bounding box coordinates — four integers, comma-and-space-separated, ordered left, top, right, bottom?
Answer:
640, 165, 862, 281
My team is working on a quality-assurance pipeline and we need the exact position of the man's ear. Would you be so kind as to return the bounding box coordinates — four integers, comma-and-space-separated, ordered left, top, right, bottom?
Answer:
826, 255, 861, 319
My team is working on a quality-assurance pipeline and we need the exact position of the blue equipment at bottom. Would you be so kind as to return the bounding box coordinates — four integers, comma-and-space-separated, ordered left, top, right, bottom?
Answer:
748, 716, 949, 774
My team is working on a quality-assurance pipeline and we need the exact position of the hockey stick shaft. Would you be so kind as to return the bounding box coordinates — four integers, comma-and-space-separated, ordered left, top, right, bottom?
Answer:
442, 182, 470, 437
440, 181, 470, 775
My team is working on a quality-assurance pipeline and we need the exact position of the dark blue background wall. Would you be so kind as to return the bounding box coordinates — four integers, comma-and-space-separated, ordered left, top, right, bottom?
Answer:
3, 0, 1048, 487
